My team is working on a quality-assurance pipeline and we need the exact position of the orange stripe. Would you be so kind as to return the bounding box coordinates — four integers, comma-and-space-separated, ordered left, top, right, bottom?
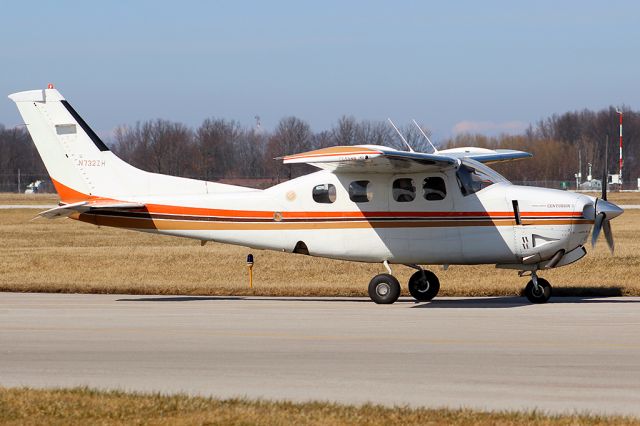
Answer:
283, 146, 382, 161
51, 179, 120, 204
143, 204, 582, 220
284, 151, 382, 160
146, 203, 275, 218
51, 178, 91, 203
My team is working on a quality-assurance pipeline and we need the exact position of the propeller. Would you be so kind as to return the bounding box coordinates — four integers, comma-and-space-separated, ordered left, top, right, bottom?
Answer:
590, 144, 623, 253
590, 199, 620, 253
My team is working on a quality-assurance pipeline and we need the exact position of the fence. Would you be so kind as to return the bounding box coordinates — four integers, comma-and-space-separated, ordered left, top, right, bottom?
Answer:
0, 171, 53, 193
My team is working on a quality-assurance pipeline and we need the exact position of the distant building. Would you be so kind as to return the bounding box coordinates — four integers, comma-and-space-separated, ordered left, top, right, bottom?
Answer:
579, 179, 602, 191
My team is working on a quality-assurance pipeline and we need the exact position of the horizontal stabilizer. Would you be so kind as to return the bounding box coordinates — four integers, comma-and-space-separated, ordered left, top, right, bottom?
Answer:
39, 201, 145, 219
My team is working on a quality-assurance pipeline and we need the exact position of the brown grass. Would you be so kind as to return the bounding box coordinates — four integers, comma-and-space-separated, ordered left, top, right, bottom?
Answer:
580, 191, 640, 204
0, 387, 637, 425
0, 192, 638, 297
0, 193, 58, 205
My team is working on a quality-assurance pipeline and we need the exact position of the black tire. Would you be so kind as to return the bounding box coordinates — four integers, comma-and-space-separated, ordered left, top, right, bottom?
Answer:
524, 278, 552, 304
368, 274, 401, 304
408, 270, 440, 301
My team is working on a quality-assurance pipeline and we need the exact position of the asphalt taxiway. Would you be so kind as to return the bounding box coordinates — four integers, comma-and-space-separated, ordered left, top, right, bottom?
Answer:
1, 292, 639, 416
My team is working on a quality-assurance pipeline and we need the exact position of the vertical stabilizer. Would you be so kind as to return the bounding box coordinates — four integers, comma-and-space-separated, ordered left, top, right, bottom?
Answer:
9, 87, 250, 203
9, 89, 94, 202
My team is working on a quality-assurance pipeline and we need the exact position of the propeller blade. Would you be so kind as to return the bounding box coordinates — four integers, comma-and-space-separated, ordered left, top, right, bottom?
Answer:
591, 212, 605, 248
603, 220, 615, 254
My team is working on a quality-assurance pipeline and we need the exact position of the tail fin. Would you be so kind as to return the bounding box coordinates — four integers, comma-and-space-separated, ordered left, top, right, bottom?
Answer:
9, 87, 246, 203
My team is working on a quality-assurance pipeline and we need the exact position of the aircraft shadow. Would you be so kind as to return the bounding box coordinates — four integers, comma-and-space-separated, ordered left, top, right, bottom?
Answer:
116, 294, 640, 307
412, 295, 640, 309
117, 296, 246, 302
116, 296, 373, 303
411, 297, 527, 309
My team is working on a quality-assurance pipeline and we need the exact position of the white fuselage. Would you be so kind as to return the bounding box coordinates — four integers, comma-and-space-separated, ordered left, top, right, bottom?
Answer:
75, 168, 593, 267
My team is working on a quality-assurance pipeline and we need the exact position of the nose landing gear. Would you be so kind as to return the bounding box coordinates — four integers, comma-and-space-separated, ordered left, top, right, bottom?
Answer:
522, 270, 552, 304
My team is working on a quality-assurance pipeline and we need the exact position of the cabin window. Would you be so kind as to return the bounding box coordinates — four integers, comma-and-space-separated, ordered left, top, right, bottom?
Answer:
423, 177, 446, 201
349, 180, 371, 203
312, 183, 337, 203
456, 164, 495, 196
392, 178, 415, 202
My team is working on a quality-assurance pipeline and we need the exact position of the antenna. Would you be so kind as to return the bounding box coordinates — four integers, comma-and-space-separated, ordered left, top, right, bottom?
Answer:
387, 118, 414, 152
411, 119, 438, 153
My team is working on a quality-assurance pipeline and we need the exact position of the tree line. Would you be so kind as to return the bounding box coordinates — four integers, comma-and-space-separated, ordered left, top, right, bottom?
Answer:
1, 106, 638, 192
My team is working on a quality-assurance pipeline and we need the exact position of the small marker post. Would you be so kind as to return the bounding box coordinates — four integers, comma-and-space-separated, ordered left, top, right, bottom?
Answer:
246, 254, 254, 289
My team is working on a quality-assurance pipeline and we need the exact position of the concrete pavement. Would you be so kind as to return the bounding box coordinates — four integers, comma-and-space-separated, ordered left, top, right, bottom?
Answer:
1, 292, 639, 416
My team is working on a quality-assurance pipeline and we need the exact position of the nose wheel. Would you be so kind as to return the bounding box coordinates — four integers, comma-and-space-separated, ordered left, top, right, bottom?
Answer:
523, 272, 552, 304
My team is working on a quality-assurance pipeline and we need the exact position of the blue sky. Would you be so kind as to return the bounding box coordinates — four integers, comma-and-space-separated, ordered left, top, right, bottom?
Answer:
1, 1, 638, 142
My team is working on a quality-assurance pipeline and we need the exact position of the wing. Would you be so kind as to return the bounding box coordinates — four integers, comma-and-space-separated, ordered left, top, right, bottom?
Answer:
281, 145, 458, 173
437, 147, 532, 164
39, 200, 145, 219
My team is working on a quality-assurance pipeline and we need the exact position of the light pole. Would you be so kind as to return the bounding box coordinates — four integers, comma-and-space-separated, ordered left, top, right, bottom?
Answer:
616, 109, 623, 186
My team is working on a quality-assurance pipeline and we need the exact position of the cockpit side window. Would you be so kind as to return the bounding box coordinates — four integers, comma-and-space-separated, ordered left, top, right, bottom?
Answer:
312, 183, 336, 203
423, 177, 446, 201
349, 180, 371, 203
392, 178, 416, 202
456, 164, 495, 196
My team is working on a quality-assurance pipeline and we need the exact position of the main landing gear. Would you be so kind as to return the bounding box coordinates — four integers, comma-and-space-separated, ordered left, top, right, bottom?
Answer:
367, 263, 441, 304
521, 270, 552, 304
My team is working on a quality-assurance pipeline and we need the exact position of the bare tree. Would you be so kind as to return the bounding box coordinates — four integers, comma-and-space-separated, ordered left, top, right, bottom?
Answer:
112, 120, 195, 177
355, 120, 392, 146
7, 104, 640, 189
195, 118, 242, 179
332, 115, 358, 146
267, 117, 313, 180
233, 129, 268, 178
0, 125, 47, 191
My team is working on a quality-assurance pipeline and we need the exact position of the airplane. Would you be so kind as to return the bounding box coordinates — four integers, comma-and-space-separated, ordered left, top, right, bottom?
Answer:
8, 86, 624, 304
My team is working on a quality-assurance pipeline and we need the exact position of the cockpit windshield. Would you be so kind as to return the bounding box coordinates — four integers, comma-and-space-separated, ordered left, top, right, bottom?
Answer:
456, 159, 510, 196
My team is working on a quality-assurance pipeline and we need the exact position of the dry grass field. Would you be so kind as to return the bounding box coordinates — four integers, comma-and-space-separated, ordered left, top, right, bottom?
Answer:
1, 387, 637, 425
0, 193, 58, 205
0, 192, 638, 297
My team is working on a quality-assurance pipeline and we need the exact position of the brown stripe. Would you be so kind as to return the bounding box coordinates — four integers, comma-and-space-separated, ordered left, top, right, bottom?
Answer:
77, 213, 591, 231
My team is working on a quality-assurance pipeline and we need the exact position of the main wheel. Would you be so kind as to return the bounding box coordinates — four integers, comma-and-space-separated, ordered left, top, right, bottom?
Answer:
524, 278, 552, 304
368, 274, 401, 304
408, 270, 440, 301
